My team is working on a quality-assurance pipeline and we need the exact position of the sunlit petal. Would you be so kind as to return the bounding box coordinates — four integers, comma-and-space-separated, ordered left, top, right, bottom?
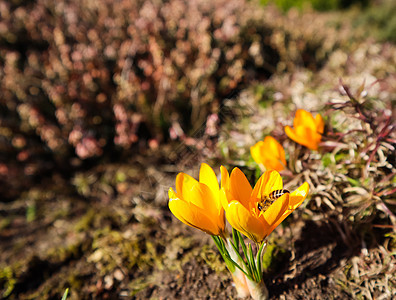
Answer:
250, 141, 265, 165
169, 164, 226, 236
261, 193, 289, 226
230, 167, 252, 208
260, 170, 283, 196
286, 110, 324, 150
289, 182, 309, 209
265, 182, 309, 235
176, 172, 198, 198
285, 126, 300, 145
315, 114, 325, 134
295, 126, 320, 150
220, 165, 230, 190
266, 136, 286, 166
294, 109, 316, 131
199, 163, 219, 200
227, 201, 266, 243
220, 187, 232, 211
169, 192, 220, 236
251, 136, 286, 172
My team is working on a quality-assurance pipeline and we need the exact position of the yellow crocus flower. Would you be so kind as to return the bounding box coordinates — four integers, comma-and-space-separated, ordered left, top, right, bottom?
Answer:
221, 168, 309, 243
168, 163, 225, 236
250, 136, 286, 172
285, 109, 324, 150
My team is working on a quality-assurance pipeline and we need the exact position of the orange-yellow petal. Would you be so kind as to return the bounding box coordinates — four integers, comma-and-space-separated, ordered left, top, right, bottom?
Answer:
169, 187, 221, 235
264, 136, 286, 168
230, 167, 252, 209
285, 125, 300, 145
176, 172, 198, 198
294, 109, 317, 131
220, 187, 231, 211
254, 170, 283, 199
251, 137, 286, 172
286, 110, 324, 150
294, 126, 321, 150
188, 183, 218, 216
260, 193, 289, 237
289, 182, 309, 209
220, 165, 230, 190
199, 163, 219, 200
315, 114, 325, 134
265, 182, 309, 235
226, 200, 266, 243
250, 141, 265, 165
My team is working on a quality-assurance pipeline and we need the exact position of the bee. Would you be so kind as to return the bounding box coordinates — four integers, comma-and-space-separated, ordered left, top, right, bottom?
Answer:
257, 189, 290, 212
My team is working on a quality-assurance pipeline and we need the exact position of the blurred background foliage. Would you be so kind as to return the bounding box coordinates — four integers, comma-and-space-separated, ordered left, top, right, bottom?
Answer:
0, 0, 348, 200
0, 0, 393, 198
1, 0, 395, 202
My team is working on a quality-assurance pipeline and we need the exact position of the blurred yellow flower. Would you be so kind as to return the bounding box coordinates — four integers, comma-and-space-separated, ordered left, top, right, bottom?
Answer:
168, 163, 225, 236
285, 109, 324, 150
221, 168, 309, 243
250, 136, 286, 172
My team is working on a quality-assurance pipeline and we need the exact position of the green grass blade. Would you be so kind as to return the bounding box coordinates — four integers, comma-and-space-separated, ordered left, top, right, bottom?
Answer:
61, 288, 69, 300
256, 242, 266, 281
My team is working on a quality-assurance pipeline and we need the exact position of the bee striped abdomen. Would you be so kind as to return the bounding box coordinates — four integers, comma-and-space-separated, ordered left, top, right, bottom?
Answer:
269, 189, 290, 200
257, 189, 290, 212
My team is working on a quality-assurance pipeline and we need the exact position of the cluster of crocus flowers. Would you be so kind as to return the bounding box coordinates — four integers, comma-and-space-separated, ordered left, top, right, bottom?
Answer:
168, 163, 309, 299
285, 109, 324, 150
250, 136, 286, 172
251, 109, 324, 172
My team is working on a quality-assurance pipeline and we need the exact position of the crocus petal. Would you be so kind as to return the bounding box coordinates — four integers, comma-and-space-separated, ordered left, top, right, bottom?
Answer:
286, 110, 324, 150
250, 141, 265, 165
199, 163, 219, 201
265, 182, 309, 235
265, 136, 286, 167
176, 172, 198, 198
255, 170, 283, 198
294, 126, 321, 150
261, 193, 290, 237
315, 114, 325, 134
262, 158, 284, 172
227, 201, 266, 243
289, 182, 309, 209
294, 109, 317, 131
251, 137, 286, 172
220, 165, 230, 190
230, 168, 252, 209
285, 125, 300, 145
169, 188, 221, 235
220, 187, 231, 211
188, 183, 218, 217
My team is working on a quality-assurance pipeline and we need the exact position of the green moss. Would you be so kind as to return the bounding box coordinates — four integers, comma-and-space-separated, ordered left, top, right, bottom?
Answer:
26, 202, 36, 222
67, 272, 83, 290
0, 266, 17, 298
74, 209, 96, 232
0, 218, 11, 230
115, 171, 126, 183
261, 243, 276, 270
322, 153, 333, 168
129, 277, 153, 296
200, 245, 226, 273
46, 240, 82, 263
